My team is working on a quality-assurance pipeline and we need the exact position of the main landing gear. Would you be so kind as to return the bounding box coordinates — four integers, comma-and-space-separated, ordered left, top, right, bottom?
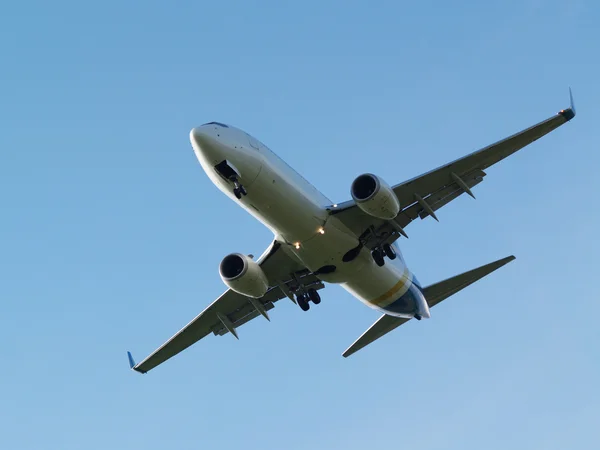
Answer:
371, 243, 397, 267
233, 179, 247, 200
296, 288, 321, 312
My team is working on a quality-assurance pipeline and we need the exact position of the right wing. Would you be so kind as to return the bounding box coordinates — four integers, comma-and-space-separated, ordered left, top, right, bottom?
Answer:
342, 256, 516, 358
330, 90, 576, 244
129, 240, 323, 374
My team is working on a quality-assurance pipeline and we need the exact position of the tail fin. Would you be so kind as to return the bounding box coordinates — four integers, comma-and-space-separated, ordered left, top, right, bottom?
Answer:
342, 255, 515, 358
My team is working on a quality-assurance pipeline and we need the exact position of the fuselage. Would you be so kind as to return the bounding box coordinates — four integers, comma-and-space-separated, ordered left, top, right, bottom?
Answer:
190, 122, 430, 320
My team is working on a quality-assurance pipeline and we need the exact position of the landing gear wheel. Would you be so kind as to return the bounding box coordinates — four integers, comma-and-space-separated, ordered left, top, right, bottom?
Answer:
297, 294, 310, 311
307, 288, 321, 304
372, 249, 385, 267
232, 178, 247, 199
383, 243, 397, 260
414, 314, 422, 321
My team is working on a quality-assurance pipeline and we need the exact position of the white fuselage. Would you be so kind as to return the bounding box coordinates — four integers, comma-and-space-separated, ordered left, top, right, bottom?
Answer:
190, 122, 430, 319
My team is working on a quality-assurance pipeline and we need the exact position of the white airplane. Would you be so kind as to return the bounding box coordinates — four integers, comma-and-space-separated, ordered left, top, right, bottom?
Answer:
127, 91, 576, 374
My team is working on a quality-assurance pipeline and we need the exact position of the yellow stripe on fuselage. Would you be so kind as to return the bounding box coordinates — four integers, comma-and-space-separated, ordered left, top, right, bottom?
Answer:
370, 266, 412, 306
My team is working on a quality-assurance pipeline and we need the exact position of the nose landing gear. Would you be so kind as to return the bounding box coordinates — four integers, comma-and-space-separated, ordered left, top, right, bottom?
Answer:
213, 161, 247, 200
233, 180, 247, 200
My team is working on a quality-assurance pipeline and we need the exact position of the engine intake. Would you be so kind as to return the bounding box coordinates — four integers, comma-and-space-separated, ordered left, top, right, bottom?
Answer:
350, 173, 400, 220
219, 253, 269, 298
220, 254, 247, 279
351, 174, 379, 201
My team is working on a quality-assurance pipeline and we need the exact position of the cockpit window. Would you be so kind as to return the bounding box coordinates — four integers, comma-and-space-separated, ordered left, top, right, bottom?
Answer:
203, 121, 229, 128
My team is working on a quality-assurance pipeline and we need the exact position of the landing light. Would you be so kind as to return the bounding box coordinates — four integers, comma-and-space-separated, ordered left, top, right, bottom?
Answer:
318, 227, 325, 235
294, 242, 301, 249
333, 204, 338, 208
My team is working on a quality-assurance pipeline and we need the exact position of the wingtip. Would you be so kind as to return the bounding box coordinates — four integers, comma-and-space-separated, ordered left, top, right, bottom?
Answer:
127, 351, 136, 369
127, 351, 146, 373
500, 255, 516, 266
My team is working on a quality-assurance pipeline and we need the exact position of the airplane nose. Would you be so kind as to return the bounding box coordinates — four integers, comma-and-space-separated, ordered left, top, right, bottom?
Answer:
189, 123, 262, 190
190, 126, 221, 164
190, 126, 210, 148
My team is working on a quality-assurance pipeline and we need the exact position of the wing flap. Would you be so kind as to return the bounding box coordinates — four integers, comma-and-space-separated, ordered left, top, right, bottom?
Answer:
396, 169, 486, 226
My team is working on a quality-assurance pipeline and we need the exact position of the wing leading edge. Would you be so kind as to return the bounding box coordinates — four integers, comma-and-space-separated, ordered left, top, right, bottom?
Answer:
330, 90, 576, 240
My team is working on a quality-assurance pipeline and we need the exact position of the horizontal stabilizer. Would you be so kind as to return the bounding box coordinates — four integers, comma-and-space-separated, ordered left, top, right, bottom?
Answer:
423, 255, 515, 308
342, 255, 516, 358
342, 315, 410, 358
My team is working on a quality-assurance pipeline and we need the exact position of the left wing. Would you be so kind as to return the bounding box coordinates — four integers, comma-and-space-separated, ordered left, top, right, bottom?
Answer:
330, 90, 576, 243
128, 240, 323, 374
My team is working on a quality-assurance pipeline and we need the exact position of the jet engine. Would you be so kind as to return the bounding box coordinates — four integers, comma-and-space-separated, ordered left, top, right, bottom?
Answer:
219, 253, 269, 298
350, 173, 400, 220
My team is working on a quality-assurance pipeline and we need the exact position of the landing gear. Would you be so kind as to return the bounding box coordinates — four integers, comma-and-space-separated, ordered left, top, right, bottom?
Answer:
382, 243, 397, 260
297, 294, 310, 311
371, 243, 398, 267
215, 161, 247, 199
414, 314, 422, 321
371, 249, 385, 267
307, 288, 321, 304
233, 180, 247, 200
296, 288, 321, 311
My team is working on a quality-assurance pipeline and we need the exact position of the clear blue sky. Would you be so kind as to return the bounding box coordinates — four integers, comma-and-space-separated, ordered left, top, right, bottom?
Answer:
1, 1, 599, 448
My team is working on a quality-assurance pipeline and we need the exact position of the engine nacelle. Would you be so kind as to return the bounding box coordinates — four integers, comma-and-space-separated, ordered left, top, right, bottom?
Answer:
350, 173, 400, 220
219, 253, 269, 298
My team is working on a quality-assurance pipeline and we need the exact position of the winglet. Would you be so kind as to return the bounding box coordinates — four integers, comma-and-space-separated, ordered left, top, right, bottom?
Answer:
569, 87, 576, 115
127, 351, 136, 369
127, 351, 147, 374
559, 87, 576, 121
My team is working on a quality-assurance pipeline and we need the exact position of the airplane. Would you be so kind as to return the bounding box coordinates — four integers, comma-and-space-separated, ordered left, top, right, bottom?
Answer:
127, 90, 576, 374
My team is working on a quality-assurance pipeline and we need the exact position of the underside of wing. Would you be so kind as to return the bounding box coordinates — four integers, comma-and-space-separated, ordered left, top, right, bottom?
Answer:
129, 240, 323, 374
330, 90, 576, 240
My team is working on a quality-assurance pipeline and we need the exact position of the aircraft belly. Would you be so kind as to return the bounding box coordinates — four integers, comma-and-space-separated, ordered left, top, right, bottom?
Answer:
341, 255, 421, 318
288, 219, 368, 283
248, 163, 328, 242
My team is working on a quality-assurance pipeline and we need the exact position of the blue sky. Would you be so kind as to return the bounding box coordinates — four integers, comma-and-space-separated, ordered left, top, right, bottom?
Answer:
1, 1, 599, 448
